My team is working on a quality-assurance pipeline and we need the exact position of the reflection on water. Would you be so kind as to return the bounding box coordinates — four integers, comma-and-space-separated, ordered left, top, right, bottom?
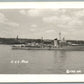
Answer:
53, 51, 67, 74
0, 45, 84, 74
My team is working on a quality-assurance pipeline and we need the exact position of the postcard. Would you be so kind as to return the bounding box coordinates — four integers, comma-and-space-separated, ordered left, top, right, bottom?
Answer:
0, 83, 83, 84
0, 2, 84, 74
0, 2, 84, 82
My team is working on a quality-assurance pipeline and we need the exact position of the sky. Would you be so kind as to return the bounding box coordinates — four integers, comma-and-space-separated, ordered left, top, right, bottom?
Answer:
0, 0, 83, 1
1, 9, 84, 40
0, 0, 84, 1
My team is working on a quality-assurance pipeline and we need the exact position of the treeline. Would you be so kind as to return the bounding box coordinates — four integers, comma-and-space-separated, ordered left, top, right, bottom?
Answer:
0, 38, 53, 44
0, 38, 20, 44
67, 40, 84, 45
0, 37, 84, 45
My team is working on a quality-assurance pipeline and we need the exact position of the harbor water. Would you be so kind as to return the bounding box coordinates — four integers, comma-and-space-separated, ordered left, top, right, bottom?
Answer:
0, 44, 84, 74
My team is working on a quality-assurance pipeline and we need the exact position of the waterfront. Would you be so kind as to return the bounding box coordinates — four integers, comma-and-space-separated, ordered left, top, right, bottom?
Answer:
0, 44, 84, 74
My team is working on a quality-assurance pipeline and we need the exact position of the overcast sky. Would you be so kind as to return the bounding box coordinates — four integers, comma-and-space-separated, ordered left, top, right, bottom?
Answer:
0, 0, 84, 1
0, 9, 84, 40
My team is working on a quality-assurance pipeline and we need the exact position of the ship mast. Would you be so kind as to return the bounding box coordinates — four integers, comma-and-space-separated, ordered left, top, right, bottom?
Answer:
59, 32, 61, 41
41, 37, 43, 48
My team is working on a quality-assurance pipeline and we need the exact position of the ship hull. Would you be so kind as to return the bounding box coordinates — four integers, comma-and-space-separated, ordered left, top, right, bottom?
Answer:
12, 46, 84, 51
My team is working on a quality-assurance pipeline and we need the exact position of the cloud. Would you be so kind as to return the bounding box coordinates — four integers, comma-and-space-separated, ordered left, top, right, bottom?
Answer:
0, 12, 7, 23
5, 21, 19, 27
45, 29, 55, 33
1, 9, 84, 40
30, 28, 36, 32
19, 9, 41, 17
75, 9, 84, 17
19, 10, 26, 15
43, 15, 72, 25
0, 12, 19, 27
29, 24, 38, 32
31, 24, 37, 28
19, 9, 47, 17
28, 9, 41, 17
43, 9, 84, 29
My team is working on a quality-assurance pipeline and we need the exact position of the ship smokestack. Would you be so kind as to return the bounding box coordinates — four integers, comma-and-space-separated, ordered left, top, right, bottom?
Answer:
54, 38, 58, 48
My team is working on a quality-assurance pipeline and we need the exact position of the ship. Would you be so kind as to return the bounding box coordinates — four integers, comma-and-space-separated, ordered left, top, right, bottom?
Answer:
12, 33, 84, 51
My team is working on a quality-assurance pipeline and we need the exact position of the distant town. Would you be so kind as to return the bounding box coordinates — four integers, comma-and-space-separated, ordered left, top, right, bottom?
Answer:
1, 35, 84, 46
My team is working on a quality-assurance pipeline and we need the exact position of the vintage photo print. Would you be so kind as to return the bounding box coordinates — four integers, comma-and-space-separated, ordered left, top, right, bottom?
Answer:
0, 83, 83, 84
0, 2, 84, 74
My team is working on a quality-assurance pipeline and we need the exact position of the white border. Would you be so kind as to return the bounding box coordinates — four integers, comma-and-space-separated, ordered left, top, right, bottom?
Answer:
0, 2, 84, 9
0, 2, 84, 82
0, 74, 84, 82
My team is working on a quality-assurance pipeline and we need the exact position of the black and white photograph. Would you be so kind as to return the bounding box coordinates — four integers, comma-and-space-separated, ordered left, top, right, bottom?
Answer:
0, 8, 84, 74
0, 83, 82, 84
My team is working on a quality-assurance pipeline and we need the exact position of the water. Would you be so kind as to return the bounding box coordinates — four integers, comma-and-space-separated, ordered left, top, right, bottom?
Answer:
0, 45, 84, 74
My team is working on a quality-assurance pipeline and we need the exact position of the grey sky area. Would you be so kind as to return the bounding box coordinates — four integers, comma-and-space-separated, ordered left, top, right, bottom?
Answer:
0, 82, 84, 84
0, 0, 84, 1
1, 9, 84, 40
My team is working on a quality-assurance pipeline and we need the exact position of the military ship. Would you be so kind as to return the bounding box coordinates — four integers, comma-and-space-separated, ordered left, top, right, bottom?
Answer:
12, 45, 84, 51
12, 33, 84, 51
